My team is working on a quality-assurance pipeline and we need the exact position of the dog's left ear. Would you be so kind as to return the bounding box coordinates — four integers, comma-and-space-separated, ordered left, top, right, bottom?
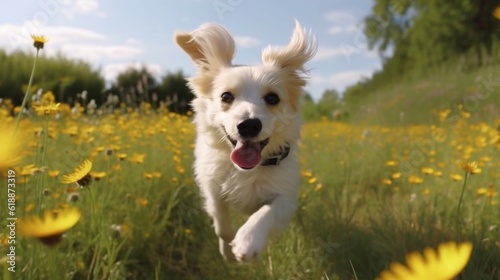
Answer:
174, 23, 235, 73
262, 20, 317, 86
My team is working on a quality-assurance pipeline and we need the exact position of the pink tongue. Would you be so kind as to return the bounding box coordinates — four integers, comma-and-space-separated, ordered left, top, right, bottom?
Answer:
230, 141, 261, 169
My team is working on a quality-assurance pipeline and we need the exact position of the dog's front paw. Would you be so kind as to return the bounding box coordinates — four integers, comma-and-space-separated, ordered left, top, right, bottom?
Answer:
230, 223, 267, 262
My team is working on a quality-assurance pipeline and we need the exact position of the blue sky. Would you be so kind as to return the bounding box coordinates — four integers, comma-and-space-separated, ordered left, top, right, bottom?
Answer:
0, 0, 381, 100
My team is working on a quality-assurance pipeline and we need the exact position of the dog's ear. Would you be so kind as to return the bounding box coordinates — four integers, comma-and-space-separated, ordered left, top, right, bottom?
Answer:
174, 24, 235, 72
262, 20, 317, 86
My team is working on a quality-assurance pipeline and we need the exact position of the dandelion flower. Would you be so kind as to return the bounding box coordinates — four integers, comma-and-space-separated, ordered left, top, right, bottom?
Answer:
382, 178, 392, 186
461, 161, 481, 175
48, 170, 60, 177
31, 34, 47, 50
408, 175, 423, 184
391, 172, 401, 179
301, 170, 313, 178
33, 103, 60, 116
137, 198, 149, 206
17, 207, 81, 246
16, 164, 37, 176
421, 167, 434, 175
377, 242, 473, 280
89, 171, 106, 181
117, 153, 127, 161
386, 160, 398, 167
61, 159, 93, 187
129, 153, 145, 164
495, 6, 500, 20
450, 174, 463, 182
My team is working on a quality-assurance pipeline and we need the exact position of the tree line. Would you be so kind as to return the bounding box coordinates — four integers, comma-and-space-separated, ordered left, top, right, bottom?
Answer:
0, 49, 193, 114
0, 49, 343, 118
344, 0, 500, 105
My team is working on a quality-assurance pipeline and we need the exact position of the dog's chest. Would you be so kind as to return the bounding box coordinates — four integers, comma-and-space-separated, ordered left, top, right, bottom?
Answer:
221, 170, 276, 213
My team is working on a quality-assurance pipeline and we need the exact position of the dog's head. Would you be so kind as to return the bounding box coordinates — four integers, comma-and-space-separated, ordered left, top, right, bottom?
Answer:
175, 21, 317, 170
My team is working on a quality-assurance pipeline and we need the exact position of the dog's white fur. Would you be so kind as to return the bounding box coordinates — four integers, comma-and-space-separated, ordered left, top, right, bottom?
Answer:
175, 21, 317, 262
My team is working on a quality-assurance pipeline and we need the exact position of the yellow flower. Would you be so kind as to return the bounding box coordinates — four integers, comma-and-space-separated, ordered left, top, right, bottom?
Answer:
421, 167, 434, 175
433, 170, 443, 177
301, 170, 313, 178
376, 242, 473, 280
90, 171, 106, 181
117, 153, 127, 161
33, 103, 60, 116
17, 207, 81, 246
438, 109, 451, 122
408, 175, 423, 184
495, 7, 500, 20
16, 164, 37, 176
175, 165, 185, 174
0, 126, 24, 173
382, 178, 392, 186
476, 186, 498, 197
450, 174, 463, 182
48, 170, 60, 177
61, 159, 93, 187
31, 34, 48, 50
391, 172, 401, 179
308, 177, 318, 184
461, 161, 481, 175
129, 153, 145, 164
386, 160, 398, 167
40, 91, 55, 105
137, 198, 149, 206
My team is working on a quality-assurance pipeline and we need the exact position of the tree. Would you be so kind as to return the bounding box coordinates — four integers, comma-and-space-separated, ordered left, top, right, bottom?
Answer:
113, 66, 158, 107
364, 0, 500, 71
158, 71, 193, 114
0, 50, 104, 106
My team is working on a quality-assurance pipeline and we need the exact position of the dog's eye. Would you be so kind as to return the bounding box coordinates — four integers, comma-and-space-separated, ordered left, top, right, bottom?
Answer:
264, 92, 280, 105
221, 92, 234, 103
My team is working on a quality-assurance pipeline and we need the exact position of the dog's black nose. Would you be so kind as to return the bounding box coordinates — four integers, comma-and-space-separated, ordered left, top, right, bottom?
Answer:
237, 118, 262, 138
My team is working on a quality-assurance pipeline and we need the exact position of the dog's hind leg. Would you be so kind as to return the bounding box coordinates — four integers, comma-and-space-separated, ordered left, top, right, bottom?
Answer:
204, 193, 236, 262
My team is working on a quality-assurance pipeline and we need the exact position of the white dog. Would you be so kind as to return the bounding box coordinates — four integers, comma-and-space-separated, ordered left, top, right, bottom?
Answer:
175, 21, 317, 262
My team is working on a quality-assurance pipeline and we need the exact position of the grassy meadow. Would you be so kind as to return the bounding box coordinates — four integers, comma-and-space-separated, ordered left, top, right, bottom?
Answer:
0, 99, 499, 279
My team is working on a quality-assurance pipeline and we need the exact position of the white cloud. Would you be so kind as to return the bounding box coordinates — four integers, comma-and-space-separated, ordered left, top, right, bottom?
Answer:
328, 71, 372, 85
60, 0, 107, 19
0, 24, 107, 50
310, 70, 375, 92
313, 46, 348, 60
0, 24, 142, 62
102, 63, 161, 84
58, 44, 142, 62
324, 11, 360, 36
328, 24, 358, 35
234, 36, 260, 48
125, 38, 142, 46
324, 11, 356, 24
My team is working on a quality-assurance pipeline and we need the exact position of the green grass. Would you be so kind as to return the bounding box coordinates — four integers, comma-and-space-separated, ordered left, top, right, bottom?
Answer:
1, 108, 499, 279
344, 64, 500, 126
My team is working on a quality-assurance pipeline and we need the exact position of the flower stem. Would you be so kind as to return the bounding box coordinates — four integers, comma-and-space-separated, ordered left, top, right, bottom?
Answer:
15, 48, 39, 131
455, 172, 469, 241
36, 115, 50, 215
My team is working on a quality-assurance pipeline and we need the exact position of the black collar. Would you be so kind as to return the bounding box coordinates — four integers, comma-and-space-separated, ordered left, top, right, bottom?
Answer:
261, 146, 290, 166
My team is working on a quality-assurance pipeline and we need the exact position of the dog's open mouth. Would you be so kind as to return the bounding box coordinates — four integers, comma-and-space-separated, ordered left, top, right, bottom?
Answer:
226, 134, 269, 170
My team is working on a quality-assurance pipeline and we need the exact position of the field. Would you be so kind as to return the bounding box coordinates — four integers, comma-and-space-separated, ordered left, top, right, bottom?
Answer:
1, 101, 499, 280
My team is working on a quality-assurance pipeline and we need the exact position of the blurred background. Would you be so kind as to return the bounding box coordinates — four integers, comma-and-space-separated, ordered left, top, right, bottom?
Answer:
1, 0, 499, 123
